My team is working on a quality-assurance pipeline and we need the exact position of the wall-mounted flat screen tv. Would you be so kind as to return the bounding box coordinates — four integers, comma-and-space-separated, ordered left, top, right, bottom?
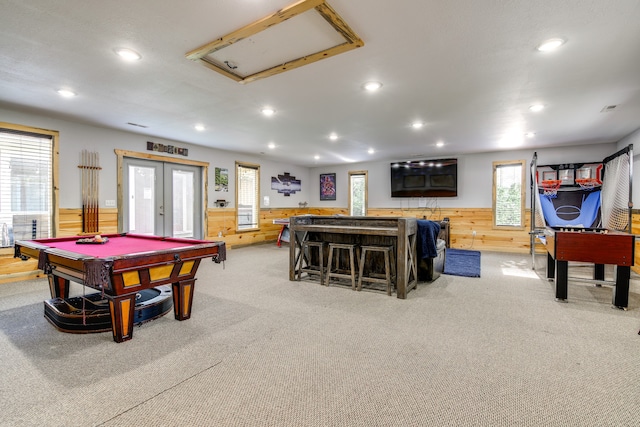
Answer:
390, 158, 458, 197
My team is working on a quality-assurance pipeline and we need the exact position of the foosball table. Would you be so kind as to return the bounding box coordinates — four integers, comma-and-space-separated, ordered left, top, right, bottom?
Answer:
542, 226, 634, 309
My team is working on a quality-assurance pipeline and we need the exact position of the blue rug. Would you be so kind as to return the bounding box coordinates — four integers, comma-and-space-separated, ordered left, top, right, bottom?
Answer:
443, 249, 481, 277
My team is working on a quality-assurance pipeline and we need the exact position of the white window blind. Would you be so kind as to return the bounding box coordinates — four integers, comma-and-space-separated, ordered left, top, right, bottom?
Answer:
0, 129, 53, 246
236, 162, 259, 230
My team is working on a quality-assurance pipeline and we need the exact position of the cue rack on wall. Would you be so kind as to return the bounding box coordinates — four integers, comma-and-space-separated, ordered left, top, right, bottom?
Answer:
78, 150, 101, 234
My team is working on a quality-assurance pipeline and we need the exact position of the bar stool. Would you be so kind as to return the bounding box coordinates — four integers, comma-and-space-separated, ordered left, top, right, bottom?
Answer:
325, 243, 358, 290
298, 241, 326, 284
358, 245, 394, 295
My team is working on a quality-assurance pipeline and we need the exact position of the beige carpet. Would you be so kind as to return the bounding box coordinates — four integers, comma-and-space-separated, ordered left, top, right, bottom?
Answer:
1, 244, 639, 426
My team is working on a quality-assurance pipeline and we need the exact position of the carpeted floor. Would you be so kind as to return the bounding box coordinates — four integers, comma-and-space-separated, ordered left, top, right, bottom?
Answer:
1, 245, 640, 426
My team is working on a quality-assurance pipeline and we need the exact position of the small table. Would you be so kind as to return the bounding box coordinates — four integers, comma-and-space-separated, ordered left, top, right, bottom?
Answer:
273, 218, 290, 247
15, 233, 226, 342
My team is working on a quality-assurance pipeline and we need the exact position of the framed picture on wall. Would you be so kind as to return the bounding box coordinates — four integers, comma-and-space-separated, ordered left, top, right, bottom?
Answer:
320, 173, 336, 200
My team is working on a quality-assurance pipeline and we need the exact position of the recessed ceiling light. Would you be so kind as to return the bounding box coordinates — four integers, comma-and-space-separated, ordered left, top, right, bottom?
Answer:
536, 38, 565, 52
314, 155, 320, 160
194, 124, 205, 131
363, 81, 382, 92
268, 142, 276, 149
329, 132, 338, 141
411, 121, 424, 129
57, 89, 76, 98
436, 141, 444, 147
114, 48, 142, 61
529, 104, 545, 112
368, 148, 375, 154
261, 107, 276, 116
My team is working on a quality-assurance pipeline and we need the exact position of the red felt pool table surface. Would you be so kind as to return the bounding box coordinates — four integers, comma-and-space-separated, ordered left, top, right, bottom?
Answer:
24, 233, 211, 258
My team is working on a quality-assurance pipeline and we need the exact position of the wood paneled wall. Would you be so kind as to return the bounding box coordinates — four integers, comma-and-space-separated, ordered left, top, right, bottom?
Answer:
2, 207, 639, 281
0, 208, 118, 283
59, 208, 119, 236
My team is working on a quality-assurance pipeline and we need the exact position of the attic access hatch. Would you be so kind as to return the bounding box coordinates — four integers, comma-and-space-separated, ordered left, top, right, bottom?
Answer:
185, 0, 363, 84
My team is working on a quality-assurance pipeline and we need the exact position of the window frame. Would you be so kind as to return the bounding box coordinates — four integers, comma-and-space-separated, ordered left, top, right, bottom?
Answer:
0, 122, 59, 254
235, 161, 260, 232
492, 159, 526, 229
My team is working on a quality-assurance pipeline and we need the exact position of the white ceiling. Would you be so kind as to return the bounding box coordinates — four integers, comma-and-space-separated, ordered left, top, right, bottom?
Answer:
1, 0, 639, 167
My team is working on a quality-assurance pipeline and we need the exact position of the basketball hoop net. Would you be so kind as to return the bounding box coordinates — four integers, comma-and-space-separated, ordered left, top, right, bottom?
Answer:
540, 180, 562, 198
575, 178, 599, 191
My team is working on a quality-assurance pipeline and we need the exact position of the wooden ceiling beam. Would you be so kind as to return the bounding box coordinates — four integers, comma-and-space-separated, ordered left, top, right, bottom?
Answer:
185, 0, 324, 61
186, 0, 363, 84
240, 42, 359, 84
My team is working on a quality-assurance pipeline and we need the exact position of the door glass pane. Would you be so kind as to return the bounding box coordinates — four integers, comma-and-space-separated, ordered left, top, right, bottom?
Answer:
128, 165, 155, 234
172, 169, 194, 238
237, 164, 259, 230
350, 174, 366, 216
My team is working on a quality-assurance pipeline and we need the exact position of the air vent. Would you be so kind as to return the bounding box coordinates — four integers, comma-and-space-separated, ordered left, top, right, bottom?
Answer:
127, 122, 148, 128
601, 105, 617, 113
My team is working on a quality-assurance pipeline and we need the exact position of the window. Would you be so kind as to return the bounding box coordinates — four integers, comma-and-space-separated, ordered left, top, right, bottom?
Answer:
493, 160, 525, 228
236, 161, 260, 231
0, 123, 58, 248
349, 170, 368, 216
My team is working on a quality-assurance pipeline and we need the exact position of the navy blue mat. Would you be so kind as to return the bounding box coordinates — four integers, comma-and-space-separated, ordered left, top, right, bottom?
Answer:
443, 249, 481, 277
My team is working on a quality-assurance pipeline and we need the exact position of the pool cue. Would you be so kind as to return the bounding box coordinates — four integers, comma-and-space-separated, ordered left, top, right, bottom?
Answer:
90, 151, 94, 233
90, 151, 96, 233
94, 151, 99, 233
81, 150, 87, 233
87, 150, 92, 233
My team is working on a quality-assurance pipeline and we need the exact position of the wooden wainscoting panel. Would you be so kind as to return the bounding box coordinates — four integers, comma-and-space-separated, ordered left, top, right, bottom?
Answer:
59, 208, 118, 236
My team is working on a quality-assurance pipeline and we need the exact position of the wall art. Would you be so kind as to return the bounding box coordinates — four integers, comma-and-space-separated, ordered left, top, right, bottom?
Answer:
320, 173, 336, 200
271, 172, 301, 196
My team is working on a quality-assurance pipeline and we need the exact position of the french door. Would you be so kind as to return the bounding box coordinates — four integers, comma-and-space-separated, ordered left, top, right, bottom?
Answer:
122, 157, 203, 238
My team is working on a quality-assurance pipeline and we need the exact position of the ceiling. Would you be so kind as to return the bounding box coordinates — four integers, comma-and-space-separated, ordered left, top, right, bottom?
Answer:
1, 0, 639, 167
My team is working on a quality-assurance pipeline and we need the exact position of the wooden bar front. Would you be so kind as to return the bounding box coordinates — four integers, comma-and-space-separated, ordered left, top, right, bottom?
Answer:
289, 216, 417, 299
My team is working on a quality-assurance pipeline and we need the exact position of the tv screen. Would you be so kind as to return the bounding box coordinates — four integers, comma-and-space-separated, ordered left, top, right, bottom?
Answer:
390, 158, 458, 197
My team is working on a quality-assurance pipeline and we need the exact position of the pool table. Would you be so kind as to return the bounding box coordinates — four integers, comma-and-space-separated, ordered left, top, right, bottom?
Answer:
15, 233, 226, 342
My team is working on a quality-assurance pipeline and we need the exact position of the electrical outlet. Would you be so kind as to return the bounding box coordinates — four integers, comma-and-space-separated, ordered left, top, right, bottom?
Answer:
472, 230, 477, 236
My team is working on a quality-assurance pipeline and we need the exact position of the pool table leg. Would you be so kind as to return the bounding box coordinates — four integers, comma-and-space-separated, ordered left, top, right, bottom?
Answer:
47, 274, 70, 299
108, 294, 136, 343
172, 278, 196, 321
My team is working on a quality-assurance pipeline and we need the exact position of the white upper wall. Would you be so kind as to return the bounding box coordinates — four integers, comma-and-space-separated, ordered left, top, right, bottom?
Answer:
1, 107, 310, 209
1, 106, 632, 211
310, 143, 618, 209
